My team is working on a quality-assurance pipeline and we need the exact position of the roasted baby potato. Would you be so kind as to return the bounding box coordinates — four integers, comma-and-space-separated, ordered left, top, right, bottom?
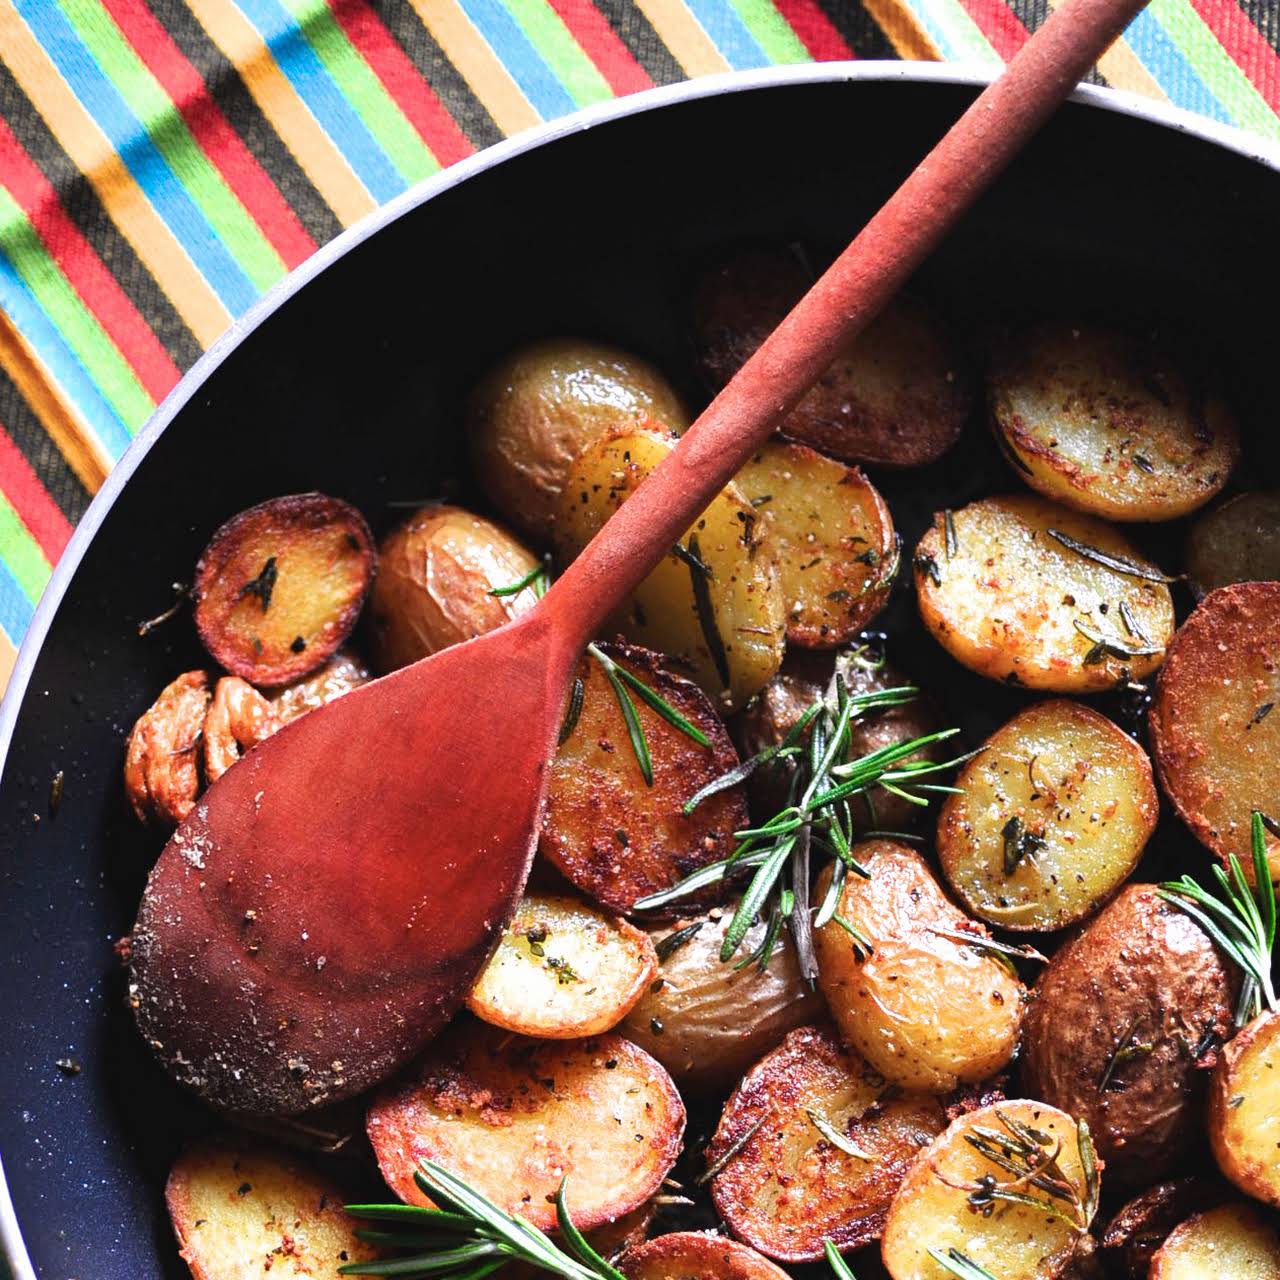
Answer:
1020, 884, 1235, 1187
937, 699, 1158, 931
620, 910, 822, 1095
367, 504, 541, 673
124, 670, 210, 825
1149, 1202, 1280, 1278
165, 1134, 376, 1279
270, 649, 369, 724
466, 893, 658, 1038
880, 1099, 1097, 1280
619, 1232, 790, 1280
913, 495, 1175, 691
1100, 1180, 1221, 1280
813, 840, 1025, 1093
366, 1020, 684, 1232
691, 248, 969, 468
541, 642, 747, 914
1185, 491, 1280, 597
733, 441, 897, 646
193, 493, 375, 687
988, 326, 1239, 521
706, 1025, 947, 1261
554, 427, 786, 710
469, 338, 689, 541
202, 676, 279, 784
1207, 1010, 1280, 1207
1149, 582, 1280, 882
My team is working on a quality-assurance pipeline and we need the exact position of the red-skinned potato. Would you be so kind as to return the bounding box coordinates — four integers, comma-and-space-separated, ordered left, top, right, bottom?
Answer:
620, 1233, 791, 1280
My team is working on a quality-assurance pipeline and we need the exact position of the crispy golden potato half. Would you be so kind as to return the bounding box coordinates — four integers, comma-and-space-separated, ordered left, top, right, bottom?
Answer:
1150, 582, 1280, 882
913, 495, 1175, 691
1186, 491, 1280, 597
270, 649, 370, 724
691, 248, 969, 468
541, 642, 747, 914
469, 338, 689, 541
813, 841, 1025, 1093
193, 493, 375, 687
466, 893, 658, 1038
881, 1100, 1097, 1280
620, 1232, 792, 1280
165, 1135, 376, 1280
988, 326, 1239, 521
366, 1021, 684, 1232
554, 427, 786, 710
620, 911, 822, 1095
1149, 1203, 1280, 1279
705, 1025, 947, 1262
367, 504, 541, 673
1207, 1010, 1280, 1208
733, 441, 897, 647
1100, 1180, 1221, 1280
1020, 884, 1234, 1187
937, 699, 1158, 931
124, 670, 210, 825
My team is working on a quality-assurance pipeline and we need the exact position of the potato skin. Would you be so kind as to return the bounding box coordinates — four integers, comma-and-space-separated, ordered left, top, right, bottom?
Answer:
1020, 884, 1235, 1188
1185, 491, 1280, 597
1207, 1010, 1280, 1207
814, 841, 1025, 1093
1101, 1180, 1224, 1279
270, 649, 369, 724
367, 504, 541, 673
124, 670, 210, 825
469, 338, 689, 541
619, 1232, 790, 1280
1149, 1202, 1280, 1278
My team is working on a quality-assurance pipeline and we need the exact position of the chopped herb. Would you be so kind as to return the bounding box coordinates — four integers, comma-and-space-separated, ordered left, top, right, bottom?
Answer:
806, 1108, 873, 1160
914, 553, 942, 586
697, 1113, 767, 1185
925, 1248, 998, 1280
684, 534, 730, 688
488, 563, 550, 598
1097, 1015, 1154, 1092
1074, 619, 1161, 664
238, 557, 278, 612
655, 921, 703, 962
749, 494, 773, 508
290, 636, 306, 653
944, 509, 958, 560
1229, 1094, 1246, 1109
1047, 529, 1177, 583
1001, 816, 1046, 875
671, 540, 713, 579
1248, 703, 1275, 730
854, 549, 879, 567
1132, 453, 1155, 473
558, 678, 585, 744
1119, 600, 1150, 646
925, 926, 1047, 970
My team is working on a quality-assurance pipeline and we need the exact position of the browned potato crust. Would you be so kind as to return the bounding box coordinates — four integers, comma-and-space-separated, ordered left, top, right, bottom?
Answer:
691, 248, 969, 468
706, 1025, 946, 1262
270, 649, 369, 724
365, 1021, 684, 1231
1149, 582, 1280, 882
619, 1232, 790, 1280
1149, 1202, 1280, 1278
468, 338, 689, 541
165, 1134, 376, 1279
913, 495, 1175, 691
124, 670, 210, 825
194, 493, 375, 687
541, 642, 747, 915
1207, 1009, 1280, 1207
937, 699, 1158, 931
1101, 1180, 1223, 1279
1020, 884, 1235, 1188
202, 676, 279, 784
988, 326, 1239, 521
1186, 491, 1280, 597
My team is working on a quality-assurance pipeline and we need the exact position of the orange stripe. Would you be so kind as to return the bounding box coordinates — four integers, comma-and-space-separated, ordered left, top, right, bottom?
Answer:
1042, 0, 1168, 98
631, 0, 733, 74
0, 629, 16, 695
860, 0, 941, 58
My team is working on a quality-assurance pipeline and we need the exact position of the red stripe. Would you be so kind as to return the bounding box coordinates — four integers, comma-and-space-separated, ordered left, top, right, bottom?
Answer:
544, 0, 653, 96
101, 0, 317, 270
957, 0, 1029, 60
1189, 0, 1280, 112
329, 1, 474, 168
0, 425, 72, 564
0, 118, 180, 403
773, 0, 856, 59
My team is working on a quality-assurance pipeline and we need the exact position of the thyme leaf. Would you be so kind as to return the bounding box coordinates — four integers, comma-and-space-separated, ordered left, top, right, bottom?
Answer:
1047, 529, 1177, 583
238, 557, 278, 613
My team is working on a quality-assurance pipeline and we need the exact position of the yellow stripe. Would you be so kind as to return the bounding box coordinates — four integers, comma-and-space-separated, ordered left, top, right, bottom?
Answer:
0, 4, 231, 347
862, 0, 942, 59
632, 0, 732, 75
406, 0, 542, 135
0, 311, 111, 492
0, 629, 16, 696
183, 0, 375, 227
1043, 0, 1168, 99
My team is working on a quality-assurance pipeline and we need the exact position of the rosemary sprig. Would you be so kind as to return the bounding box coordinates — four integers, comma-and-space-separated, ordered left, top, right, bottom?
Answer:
925, 1248, 998, 1280
823, 1240, 859, 1280
487, 563, 550, 597
1046, 529, 1178, 583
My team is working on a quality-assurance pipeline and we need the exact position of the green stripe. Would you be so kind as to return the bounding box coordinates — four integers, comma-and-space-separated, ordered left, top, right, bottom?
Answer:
59, 0, 286, 293
0, 490, 53, 604
278, 0, 440, 183
504, 0, 614, 108
0, 188, 154, 430
726, 0, 812, 63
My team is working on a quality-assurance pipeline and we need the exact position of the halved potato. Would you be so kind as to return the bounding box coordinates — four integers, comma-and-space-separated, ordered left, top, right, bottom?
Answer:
270, 649, 370, 724
620, 1232, 791, 1280
124, 670, 210, 825
988, 326, 1239, 521
913, 495, 1175, 691
165, 1134, 376, 1279
541, 642, 747, 914
203, 676, 280, 784
881, 1100, 1096, 1280
937, 699, 1158, 931
466, 893, 658, 1037
732, 441, 897, 647
1186, 491, 1280, 597
1207, 1010, 1280, 1208
193, 493, 375, 687
365, 1020, 684, 1232
554, 426, 786, 711
813, 841, 1025, 1093
1149, 1202, 1280, 1278
1149, 582, 1280, 881
706, 1024, 947, 1261
1100, 1180, 1222, 1279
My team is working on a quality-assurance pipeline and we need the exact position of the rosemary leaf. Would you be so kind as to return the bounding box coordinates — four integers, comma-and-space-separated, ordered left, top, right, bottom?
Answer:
555, 1182, 627, 1280
487, 564, 549, 597
721, 836, 796, 961
925, 926, 1047, 967
823, 1240, 859, 1280
558, 678, 585, 745
806, 1108, 873, 1159
655, 921, 704, 962
601, 661, 652, 786
925, 1248, 998, 1280
685, 533, 731, 688
1047, 529, 1177, 583
611, 663, 710, 747
697, 1113, 767, 1185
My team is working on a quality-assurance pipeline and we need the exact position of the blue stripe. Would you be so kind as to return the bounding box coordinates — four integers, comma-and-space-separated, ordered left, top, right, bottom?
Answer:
685, 0, 771, 69
904, 0, 963, 59
1125, 10, 1234, 124
0, 249, 132, 459
233, 0, 406, 202
17, 0, 259, 315
457, 0, 576, 118
0, 558, 35, 640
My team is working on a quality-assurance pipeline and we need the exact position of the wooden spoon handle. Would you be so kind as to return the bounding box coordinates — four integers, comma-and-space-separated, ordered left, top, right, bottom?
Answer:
542, 0, 1147, 639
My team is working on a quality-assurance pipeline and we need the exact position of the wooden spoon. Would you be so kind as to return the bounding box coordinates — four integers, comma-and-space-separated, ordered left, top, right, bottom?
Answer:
131, 0, 1149, 1116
